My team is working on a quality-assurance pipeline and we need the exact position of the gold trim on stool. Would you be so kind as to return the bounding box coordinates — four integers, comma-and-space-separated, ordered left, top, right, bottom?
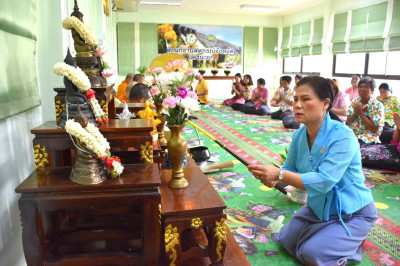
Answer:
191, 217, 203, 230
34, 144, 49, 168
214, 218, 227, 261
165, 224, 180, 266
140, 142, 153, 164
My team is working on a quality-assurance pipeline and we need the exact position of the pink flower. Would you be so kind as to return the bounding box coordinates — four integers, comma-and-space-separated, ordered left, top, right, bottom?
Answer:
184, 69, 196, 76
164, 59, 189, 72
94, 46, 107, 57
151, 67, 164, 75
375, 217, 383, 225
102, 68, 116, 78
188, 91, 198, 100
365, 182, 375, 189
162, 96, 177, 108
150, 86, 160, 96
177, 86, 188, 99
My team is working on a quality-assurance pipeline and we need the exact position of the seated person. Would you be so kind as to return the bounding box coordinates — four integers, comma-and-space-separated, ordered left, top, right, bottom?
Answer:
241, 78, 272, 116
248, 76, 377, 266
116, 73, 133, 103
123, 74, 145, 102
231, 74, 254, 111
270, 77, 283, 107
129, 83, 151, 103
345, 74, 362, 101
346, 77, 384, 145
271, 75, 299, 129
194, 73, 209, 105
377, 83, 400, 144
222, 73, 245, 106
329, 79, 350, 123
294, 74, 302, 89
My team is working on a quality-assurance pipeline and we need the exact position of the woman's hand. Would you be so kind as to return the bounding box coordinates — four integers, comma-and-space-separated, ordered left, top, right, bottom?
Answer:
248, 164, 280, 188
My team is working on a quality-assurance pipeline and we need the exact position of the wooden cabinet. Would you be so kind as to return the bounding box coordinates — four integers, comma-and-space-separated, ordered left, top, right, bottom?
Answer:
15, 164, 161, 266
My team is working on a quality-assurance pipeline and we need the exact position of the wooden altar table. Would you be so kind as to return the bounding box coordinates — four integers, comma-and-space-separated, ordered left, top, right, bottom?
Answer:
31, 119, 160, 167
15, 163, 161, 266
160, 157, 228, 265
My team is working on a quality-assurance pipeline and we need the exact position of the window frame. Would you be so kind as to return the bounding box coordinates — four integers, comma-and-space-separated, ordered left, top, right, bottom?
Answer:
332, 53, 400, 80
282, 56, 321, 76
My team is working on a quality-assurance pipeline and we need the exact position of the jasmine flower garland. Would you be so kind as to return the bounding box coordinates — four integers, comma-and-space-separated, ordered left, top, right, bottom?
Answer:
62, 16, 97, 47
53, 62, 108, 123
65, 119, 124, 178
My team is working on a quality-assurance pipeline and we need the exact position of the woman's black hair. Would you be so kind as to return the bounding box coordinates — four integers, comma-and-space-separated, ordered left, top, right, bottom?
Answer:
235, 73, 242, 78
281, 75, 292, 84
358, 77, 376, 92
295, 74, 303, 80
379, 82, 392, 93
257, 78, 266, 85
243, 74, 253, 86
296, 76, 342, 122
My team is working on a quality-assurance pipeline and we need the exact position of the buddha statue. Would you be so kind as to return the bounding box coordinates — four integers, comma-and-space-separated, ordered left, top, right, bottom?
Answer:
58, 49, 95, 128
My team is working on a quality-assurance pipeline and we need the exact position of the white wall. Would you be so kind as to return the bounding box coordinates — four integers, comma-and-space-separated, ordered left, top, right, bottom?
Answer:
0, 108, 42, 266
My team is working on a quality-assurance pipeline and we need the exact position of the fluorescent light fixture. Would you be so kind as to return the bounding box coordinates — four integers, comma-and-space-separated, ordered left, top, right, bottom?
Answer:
140, 0, 183, 6
240, 4, 280, 12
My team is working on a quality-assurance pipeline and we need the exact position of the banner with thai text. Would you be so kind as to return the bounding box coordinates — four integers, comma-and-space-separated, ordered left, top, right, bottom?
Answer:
157, 24, 242, 72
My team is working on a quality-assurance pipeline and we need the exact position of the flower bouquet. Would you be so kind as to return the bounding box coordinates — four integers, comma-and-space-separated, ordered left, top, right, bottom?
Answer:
147, 59, 199, 188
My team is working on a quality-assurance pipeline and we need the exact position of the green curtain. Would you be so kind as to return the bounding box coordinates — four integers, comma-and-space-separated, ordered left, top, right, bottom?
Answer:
331, 12, 348, 43
299, 21, 311, 47
389, 0, 400, 36
365, 2, 388, 39
0, 0, 40, 120
282, 48, 290, 57
332, 42, 346, 54
117, 23, 136, 76
244, 27, 259, 68
300, 46, 310, 55
349, 40, 365, 52
311, 44, 322, 54
348, 6, 368, 41
365, 38, 385, 52
291, 47, 300, 56
290, 24, 301, 48
139, 23, 157, 69
263, 27, 277, 63
281, 26, 291, 49
389, 36, 400, 50
311, 18, 323, 45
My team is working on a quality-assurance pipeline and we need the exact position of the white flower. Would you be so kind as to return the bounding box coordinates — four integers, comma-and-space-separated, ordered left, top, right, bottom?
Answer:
53, 62, 91, 93
62, 16, 97, 47
177, 97, 200, 112
112, 161, 124, 175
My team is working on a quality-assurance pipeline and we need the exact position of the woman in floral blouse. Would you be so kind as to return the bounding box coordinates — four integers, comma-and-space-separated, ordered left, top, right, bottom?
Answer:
346, 77, 385, 145
377, 83, 400, 143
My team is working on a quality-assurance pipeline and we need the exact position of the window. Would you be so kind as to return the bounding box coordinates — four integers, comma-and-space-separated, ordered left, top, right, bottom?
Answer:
334, 53, 365, 75
386, 51, 400, 76
333, 51, 400, 79
302, 55, 323, 73
283, 56, 301, 73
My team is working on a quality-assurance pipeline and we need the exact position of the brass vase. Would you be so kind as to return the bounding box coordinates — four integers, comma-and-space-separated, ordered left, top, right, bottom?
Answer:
166, 124, 188, 189
156, 104, 167, 146
70, 140, 108, 185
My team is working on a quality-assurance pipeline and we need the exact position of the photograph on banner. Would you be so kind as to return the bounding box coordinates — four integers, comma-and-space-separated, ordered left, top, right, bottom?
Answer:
157, 24, 242, 73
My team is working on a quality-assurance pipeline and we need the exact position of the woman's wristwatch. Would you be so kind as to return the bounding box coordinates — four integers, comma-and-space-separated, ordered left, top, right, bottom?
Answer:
278, 167, 284, 181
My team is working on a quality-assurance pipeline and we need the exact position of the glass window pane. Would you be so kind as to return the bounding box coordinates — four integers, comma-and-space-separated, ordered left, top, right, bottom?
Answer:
284, 56, 301, 73
386, 51, 400, 75
368, 52, 386, 75
302, 55, 322, 73
335, 53, 365, 74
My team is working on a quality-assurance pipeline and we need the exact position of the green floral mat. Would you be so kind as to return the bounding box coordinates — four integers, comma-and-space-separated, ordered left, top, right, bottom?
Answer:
181, 100, 400, 266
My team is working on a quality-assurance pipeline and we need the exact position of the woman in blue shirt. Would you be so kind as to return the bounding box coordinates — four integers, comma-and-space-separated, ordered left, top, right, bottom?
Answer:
248, 76, 377, 265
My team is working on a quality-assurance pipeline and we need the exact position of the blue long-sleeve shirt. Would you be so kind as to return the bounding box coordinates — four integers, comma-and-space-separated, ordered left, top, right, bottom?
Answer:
282, 113, 373, 229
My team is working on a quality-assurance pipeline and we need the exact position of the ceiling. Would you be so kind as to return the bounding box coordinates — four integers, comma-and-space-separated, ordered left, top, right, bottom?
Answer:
113, 0, 325, 16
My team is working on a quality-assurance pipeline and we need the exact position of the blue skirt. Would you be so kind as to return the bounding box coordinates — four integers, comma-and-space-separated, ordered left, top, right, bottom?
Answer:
276, 201, 377, 265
